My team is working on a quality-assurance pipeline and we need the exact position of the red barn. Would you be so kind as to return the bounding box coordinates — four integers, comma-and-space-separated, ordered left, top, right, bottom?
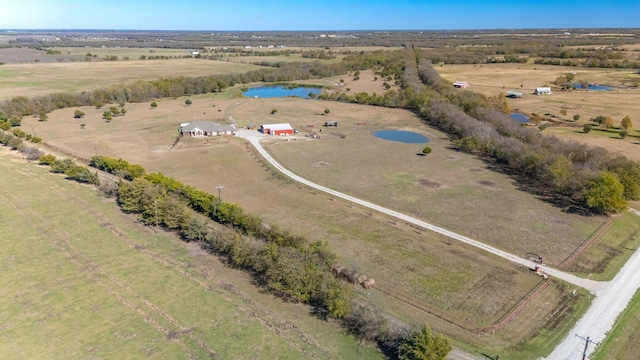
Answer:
260, 123, 294, 136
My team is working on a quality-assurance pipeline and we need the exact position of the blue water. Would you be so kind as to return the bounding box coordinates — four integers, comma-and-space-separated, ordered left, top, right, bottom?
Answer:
509, 113, 530, 123
242, 85, 322, 99
373, 130, 429, 144
572, 83, 612, 91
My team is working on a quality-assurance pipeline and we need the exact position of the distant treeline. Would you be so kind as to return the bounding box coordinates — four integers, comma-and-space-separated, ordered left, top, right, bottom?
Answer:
0, 60, 351, 118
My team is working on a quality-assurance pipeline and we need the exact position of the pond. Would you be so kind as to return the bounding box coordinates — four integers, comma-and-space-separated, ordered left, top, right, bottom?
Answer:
373, 130, 430, 144
242, 85, 322, 99
572, 83, 612, 91
509, 113, 530, 123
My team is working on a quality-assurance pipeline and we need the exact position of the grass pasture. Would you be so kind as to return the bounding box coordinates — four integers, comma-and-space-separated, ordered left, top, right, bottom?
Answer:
27, 93, 603, 357
593, 288, 640, 360
0, 146, 381, 359
436, 63, 640, 162
0, 58, 262, 101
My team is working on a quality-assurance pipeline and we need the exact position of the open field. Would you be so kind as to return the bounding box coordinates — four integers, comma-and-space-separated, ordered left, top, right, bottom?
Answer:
593, 288, 640, 360
0, 146, 381, 359
7, 51, 639, 357
25, 92, 606, 357
436, 63, 640, 161
0, 58, 262, 101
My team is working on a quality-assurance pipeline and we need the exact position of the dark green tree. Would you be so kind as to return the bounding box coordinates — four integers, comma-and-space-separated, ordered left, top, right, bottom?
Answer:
398, 325, 452, 360
185, 99, 192, 106
74, 109, 85, 118
150, 101, 158, 108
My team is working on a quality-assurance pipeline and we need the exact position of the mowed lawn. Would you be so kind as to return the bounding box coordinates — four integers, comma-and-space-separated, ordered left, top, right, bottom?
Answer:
30, 94, 595, 357
0, 147, 381, 360
0, 58, 262, 101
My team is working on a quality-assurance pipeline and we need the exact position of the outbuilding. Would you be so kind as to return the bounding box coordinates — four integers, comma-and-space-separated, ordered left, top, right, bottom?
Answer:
506, 91, 524, 98
260, 123, 294, 136
453, 81, 469, 89
534, 87, 552, 95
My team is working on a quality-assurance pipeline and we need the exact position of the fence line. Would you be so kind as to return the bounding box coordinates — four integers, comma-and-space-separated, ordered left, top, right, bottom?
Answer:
559, 218, 613, 268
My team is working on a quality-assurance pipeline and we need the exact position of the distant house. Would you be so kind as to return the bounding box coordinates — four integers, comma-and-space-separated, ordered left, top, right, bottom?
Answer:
179, 121, 236, 137
453, 81, 469, 89
534, 87, 552, 95
260, 123, 294, 136
506, 91, 524, 98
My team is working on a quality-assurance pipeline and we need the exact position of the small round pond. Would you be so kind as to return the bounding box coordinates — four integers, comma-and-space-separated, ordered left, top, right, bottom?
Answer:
242, 85, 322, 99
509, 113, 530, 123
373, 130, 429, 144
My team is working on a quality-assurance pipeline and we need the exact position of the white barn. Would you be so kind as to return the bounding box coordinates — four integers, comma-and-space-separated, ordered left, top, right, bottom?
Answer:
534, 87, 552, 95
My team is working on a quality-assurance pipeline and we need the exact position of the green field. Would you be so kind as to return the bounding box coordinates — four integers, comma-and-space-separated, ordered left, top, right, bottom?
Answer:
0, 147, 381, 359
593, 288, 640, 360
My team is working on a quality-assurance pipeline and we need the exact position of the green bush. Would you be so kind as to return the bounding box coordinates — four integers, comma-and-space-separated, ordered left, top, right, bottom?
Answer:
38, 154, 57, 165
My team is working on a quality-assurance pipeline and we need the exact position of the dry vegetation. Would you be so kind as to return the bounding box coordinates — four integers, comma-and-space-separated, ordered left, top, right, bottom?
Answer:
436, 63, 640, 161
28, 90, 601, 354
6, 34, 640, 357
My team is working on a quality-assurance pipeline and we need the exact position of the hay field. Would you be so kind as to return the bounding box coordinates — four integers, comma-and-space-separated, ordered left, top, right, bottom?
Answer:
0, 59, 261, 101
436, 63, 640, 161
30, 93, 595, 356
0, 146, 380, 359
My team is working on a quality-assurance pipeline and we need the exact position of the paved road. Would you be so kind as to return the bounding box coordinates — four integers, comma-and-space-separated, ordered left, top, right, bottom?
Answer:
236, 130, 640, 360
545, 236, 640, 359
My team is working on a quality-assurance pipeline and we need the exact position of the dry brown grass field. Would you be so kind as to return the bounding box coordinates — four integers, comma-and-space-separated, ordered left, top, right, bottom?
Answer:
0, 58, 261, 101
12, 55, 638, 357
29, 90, 600, 355
436, 63, 640, 161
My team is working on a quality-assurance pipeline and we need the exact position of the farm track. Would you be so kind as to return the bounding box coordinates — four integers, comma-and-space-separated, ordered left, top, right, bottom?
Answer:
238, 130, 606, 294
1, 159, 326, 359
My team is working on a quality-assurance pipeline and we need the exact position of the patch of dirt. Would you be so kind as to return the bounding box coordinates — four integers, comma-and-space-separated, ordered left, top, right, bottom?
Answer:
476, 180, 500, 189
311, 160, 330, 167
419, 179, 443, 189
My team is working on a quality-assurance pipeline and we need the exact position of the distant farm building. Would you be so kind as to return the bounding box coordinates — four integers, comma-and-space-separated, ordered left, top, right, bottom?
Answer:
323, 121, 338, 127
534, 87, 552, 95
179, 121, 236, 137
506, 91, 524, 98
453, 81, 469, 89
260, 123, 294, 136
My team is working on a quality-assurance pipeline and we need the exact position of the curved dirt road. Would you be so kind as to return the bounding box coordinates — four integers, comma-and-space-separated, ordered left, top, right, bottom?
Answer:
236, 130, 604, 293
237, 130, 640, 359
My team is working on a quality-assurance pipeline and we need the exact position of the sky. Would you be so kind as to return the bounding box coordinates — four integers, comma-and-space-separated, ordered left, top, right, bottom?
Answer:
1, 0, 638, 31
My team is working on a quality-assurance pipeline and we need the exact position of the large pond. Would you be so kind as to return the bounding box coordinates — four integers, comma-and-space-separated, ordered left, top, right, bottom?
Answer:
509, 113, 530, 123
572, 83, 612, 91
242, 85, 322, 99
373, 130, 429, 144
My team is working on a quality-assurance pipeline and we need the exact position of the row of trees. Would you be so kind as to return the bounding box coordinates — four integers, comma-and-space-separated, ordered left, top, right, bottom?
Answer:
330, 48, 640, 214
412, 54, 640, 214
0, 60, 352, 119
85, 155, 450, 357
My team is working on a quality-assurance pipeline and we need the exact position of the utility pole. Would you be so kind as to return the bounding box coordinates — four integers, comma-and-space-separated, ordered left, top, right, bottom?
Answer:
575, 334, 599, 360
216, 185, 224, 204
154, 199, 158, 231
